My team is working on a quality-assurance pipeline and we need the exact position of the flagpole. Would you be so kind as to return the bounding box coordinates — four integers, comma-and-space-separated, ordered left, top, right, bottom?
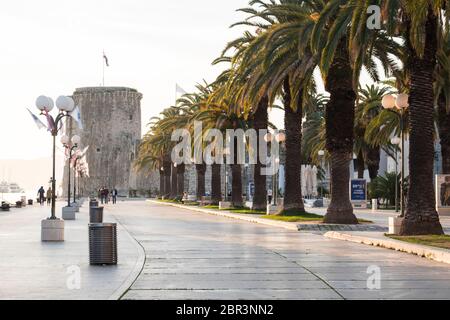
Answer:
102, 50, 105, 87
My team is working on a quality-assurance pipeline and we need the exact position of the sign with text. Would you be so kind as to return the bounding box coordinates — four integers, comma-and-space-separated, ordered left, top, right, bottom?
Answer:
351, 179, 367, 202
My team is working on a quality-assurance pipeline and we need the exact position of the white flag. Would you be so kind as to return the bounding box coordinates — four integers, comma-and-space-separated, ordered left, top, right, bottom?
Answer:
70, 106, 83, 130
176, 84, 187, 96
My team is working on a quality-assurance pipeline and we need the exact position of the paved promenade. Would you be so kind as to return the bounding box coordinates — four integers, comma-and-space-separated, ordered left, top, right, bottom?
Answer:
0, 201, 143, 300
1, 200, 450, 300
110, 201, 450, 300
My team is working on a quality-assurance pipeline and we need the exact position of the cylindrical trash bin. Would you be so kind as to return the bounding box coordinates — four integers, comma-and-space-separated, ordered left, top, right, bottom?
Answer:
89, 223, 117, 265
28, 199, 33, 205
90, 207, 104, 223
89, 199, 99, 208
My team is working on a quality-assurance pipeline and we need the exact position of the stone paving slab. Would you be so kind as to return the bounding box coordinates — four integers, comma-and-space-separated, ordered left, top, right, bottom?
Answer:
0, 201, 144, 300
124, 289, 343, 300
113, 201, 450, 300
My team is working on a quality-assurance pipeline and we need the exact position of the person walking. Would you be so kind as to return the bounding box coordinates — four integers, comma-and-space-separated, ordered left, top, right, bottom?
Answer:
46, 187, 52, 206
104, 187, 110, 204
99, 187, 105, 204
37, 186, 45, 205
111, 188, 118, 204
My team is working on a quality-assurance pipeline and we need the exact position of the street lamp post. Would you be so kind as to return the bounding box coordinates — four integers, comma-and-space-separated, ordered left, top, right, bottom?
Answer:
318, 150, 325, 199
61, 135, 80, 207
274, 132, 286, 206
73, 152, 82, 203
391, 137, 401, 212
382, 93, 409, 217
223, 148, 230, 202
35, 95, 76, 220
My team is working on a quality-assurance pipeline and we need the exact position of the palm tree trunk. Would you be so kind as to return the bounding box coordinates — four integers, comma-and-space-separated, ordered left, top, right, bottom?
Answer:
211, 163, 222, 204
253, 97, 268, 210
159, 168, 164, 198
170, 163, 177, 199
231, 164, 243, 207
177, 163, 185, 197
323, 39, 358, 224
281, 79, 305, 213
438, 94, 450, 174
196, 163, 206, 201
162, 155, 172, 198
231, 123, 243, 207
366, 147, 380, 180
402, 9, 443, 235
356, 151, 365, 179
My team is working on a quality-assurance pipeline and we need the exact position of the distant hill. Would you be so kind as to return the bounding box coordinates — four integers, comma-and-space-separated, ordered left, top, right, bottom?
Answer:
0, 157, 64, 193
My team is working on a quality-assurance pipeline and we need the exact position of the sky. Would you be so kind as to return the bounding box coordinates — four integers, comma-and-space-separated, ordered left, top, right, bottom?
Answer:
0, 0, 261, 161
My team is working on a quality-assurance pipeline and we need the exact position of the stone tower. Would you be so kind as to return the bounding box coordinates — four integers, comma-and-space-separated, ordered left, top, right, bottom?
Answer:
63, 87, 143, 197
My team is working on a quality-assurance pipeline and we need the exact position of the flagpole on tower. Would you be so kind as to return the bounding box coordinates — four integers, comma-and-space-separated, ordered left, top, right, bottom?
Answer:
102, 50, 105, 87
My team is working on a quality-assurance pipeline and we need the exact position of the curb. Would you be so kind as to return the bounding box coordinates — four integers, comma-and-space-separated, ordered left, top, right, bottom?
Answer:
147, 200, 299, 231
324, 231, 450, 265
106, 214, 146, 300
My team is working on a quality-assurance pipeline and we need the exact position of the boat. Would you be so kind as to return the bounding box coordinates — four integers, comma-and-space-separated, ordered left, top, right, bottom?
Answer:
0, 181, 24, 194
0, 181, 9, 193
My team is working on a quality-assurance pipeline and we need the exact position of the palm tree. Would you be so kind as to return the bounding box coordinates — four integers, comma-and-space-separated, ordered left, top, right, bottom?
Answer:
367, 0, 445, 235
228, 2, 321, 215
355, 85, 392, 180
309, 0, 402, 223
436, 25, 450, 173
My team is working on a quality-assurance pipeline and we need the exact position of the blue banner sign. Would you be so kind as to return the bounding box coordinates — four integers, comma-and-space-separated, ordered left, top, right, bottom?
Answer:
351, 179, 367, 202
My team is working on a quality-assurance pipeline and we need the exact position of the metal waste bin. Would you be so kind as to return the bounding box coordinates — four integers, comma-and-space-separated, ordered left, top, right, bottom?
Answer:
89, 223, 117, 265
89, 199, 99, 208
90, 207, 104, 223
28, 199, 33, 205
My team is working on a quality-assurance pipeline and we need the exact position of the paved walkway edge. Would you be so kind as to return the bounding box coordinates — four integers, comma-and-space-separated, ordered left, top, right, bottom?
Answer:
108, 214, 147, 300
147, 200, 299, 231
324, 231, 450, 265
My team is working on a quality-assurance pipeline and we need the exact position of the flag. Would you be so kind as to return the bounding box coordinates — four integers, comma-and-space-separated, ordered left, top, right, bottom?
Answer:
103, 52, 109, 67
176, 84, 187, 96
44, 111, 56, 132
27, 108, 46, 130
70, 106, 83, 130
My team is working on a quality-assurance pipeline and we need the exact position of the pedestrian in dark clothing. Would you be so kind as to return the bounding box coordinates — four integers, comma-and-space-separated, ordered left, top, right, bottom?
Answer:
104, 188, 110, 204
37, 186, 45, 205
111, 188, 118, 204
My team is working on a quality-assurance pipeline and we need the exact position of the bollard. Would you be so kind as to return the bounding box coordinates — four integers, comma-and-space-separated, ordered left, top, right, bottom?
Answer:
90, 207, 104, 223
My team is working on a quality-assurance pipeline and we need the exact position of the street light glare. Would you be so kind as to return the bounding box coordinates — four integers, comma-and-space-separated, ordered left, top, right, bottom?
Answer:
56, 96, 72, 112
71, 135, 81, 146
60, 135, 69, 145
36, 95, 50, 112
395, 93, 409, 109
382, 94, 396, 110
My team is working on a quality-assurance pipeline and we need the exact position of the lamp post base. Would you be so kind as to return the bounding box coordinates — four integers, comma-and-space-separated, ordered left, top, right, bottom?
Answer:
41, 219, 64, 242
219, 201, 232, 210
389, 217, 404, 235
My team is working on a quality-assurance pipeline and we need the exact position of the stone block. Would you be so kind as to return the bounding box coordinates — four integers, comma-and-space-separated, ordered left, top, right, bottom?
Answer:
62, 206, 76, 220
266, 204, 280, 215
41, 219, 64, 242
219, 201, 232, 210
389, 217, 403, 235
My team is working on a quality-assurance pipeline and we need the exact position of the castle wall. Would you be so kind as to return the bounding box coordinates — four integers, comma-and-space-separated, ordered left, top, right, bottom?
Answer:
63, 87, 143, 197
